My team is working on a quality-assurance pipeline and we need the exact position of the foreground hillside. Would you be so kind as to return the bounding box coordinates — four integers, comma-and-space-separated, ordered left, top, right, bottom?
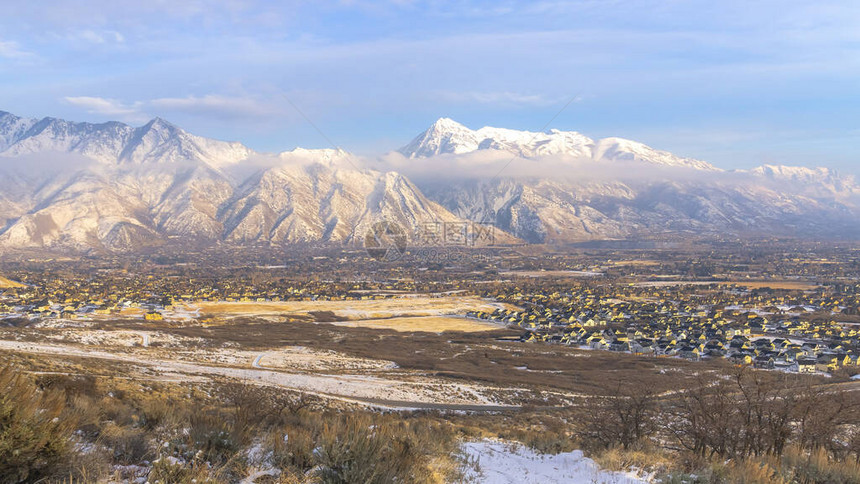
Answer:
1, 244, 859, 482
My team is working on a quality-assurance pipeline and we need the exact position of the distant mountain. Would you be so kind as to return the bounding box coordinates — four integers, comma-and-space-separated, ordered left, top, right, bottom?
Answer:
402, 119, 860, 243
0, 110, 858, 252
399, 117, 718, 171
0, 111, 472, 251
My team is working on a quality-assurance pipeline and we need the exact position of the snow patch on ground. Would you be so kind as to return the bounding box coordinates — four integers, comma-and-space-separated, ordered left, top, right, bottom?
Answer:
461, 440, 649, 484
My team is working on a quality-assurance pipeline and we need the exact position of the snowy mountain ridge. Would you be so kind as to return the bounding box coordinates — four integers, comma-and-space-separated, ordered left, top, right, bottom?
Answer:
0, 110, 858, 251
0, 111, 470, 251
398, 118, 860, 243
0, 111, 253, 169
399, 117, 719, 171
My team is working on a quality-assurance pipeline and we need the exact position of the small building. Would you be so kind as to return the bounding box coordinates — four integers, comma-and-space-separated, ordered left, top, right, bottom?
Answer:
797, 357, 817, 373
144, 311, 163, 321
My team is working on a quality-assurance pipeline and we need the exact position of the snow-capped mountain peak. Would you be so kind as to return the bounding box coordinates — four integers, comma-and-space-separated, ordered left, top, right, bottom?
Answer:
592, 137, 719, 171
474, 125, 594, 159
0, 111, 36, 151
399, 118, 718, 170
0, 110, 474, 251
279, 147, 350, 162
0, 109, 858, 251
140, 117, 181, 137
399, 117, 482, 158
430, 117, 469, 131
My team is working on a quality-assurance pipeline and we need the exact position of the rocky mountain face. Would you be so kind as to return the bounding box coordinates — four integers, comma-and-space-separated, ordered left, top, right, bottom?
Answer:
0, 111, 465, 251
0, 110, 858, 251
402, 119, 860, 243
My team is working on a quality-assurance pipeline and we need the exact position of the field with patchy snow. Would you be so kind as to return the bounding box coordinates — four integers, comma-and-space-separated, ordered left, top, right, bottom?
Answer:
462, 441, 649, 484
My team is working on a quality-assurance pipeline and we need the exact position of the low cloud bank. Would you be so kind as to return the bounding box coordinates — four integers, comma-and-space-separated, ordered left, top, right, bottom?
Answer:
369, 149, 756, 185
359, 149, 860, 206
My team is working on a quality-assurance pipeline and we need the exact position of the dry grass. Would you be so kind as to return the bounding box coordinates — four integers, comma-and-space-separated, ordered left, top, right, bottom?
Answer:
330, 315, 502, 332
591, 443, 674, 478
730, 280, 819, 290
632, 281, 725, 287
118, 307, 146, 317
0, 341, 852, 483
0, 362, 465, 484
160, 319, 733, 396
0, 275, 24, 288
498, 270, 602, 278
609, 260, 661, 267
633, 280, 819, 290
192, 296, 509, 320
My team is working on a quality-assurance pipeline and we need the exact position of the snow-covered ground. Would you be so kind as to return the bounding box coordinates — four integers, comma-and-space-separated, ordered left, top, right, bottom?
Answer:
461, 440, 649, 484
0, 339, 519, 409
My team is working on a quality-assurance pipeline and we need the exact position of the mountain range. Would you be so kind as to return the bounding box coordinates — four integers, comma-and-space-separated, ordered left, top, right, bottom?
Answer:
0, 110, 857, 252
398, 117, 719, 171
397, 118, 860, 243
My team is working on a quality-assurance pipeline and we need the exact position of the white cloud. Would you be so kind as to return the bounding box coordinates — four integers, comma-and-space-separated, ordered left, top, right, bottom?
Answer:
76, 29, 125, 44
434, 91, 571, 107
62, 94, 282, 124
0, 40, 33, 59
374, 148, 749, 184
149, 94, 278, 118
63, 96, 145, 121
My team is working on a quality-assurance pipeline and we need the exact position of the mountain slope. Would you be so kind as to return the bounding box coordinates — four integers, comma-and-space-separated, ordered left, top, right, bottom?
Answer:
421, 174, 860, 243
1, 111, 858, 251
402, 119, 860, 242
220, 163, 463, 244
0, 112, 477, 251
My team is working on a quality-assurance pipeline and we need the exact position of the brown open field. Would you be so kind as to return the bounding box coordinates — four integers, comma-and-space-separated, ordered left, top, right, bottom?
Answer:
0, 275, 24, 288
330, 315, 503, 332
631, 281, 722, 287
2, 315, 831, 409
190, 296, 514, 321
729, 280, 820, 290
609, 260, 660, 266
119, 307, 146, 317
154, 318, 744, 396
499, 270, 603, 278
633, 280, 819, 290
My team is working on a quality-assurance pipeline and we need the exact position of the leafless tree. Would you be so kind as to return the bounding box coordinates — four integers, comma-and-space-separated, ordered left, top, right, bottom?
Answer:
580, 381, 657, 450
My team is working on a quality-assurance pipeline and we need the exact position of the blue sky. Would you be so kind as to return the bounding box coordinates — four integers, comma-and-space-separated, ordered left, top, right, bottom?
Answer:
0, 0, 857, 172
